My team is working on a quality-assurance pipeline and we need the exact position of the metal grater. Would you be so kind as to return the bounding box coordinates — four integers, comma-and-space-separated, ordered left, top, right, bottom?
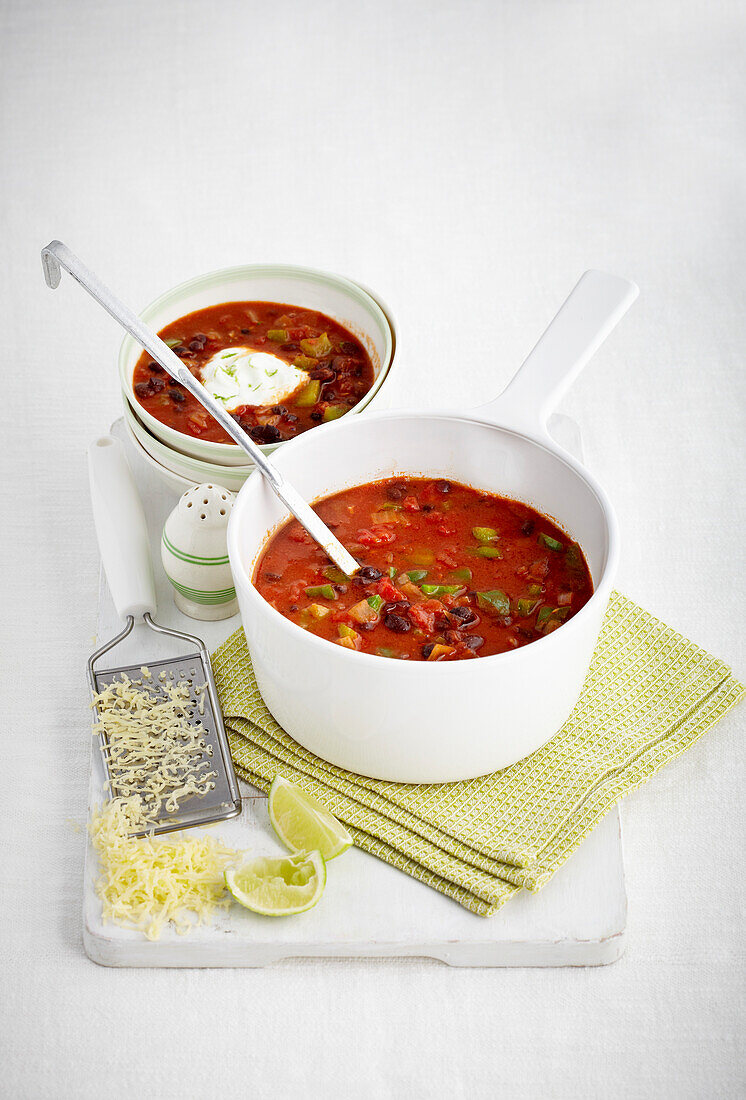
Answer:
88, 616, 242, 837
86, 435, 242, 836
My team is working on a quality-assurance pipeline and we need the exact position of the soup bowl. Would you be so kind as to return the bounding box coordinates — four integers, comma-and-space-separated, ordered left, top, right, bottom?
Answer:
118, 264, 395, 466
227, 271, 638, 782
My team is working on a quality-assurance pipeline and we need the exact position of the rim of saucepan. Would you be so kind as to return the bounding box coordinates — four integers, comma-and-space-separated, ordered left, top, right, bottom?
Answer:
227, 408, 620, 671
118, 262, 396, 460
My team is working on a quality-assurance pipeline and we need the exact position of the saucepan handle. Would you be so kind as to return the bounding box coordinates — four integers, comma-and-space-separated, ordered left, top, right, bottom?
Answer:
475, 270, 638, 438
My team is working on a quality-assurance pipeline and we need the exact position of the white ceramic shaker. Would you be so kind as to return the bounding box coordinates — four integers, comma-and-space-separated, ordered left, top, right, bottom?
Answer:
161, 484, 238, 620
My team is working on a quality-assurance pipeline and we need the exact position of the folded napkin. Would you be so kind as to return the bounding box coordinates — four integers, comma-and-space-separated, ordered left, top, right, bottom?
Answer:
211, 592, 743, 916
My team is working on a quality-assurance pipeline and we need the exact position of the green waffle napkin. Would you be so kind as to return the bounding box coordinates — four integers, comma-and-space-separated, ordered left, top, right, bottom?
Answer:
211, 592, 743, 916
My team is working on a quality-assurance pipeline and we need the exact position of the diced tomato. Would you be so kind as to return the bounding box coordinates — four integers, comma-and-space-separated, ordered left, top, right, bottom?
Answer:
375, 577, 406, 602
402, 495, 420, 512
436, 524, 456, 536
436, 550, 458, 567
357, 526, 396, 547
527, 557, 550, 581
408, 604, 436, 633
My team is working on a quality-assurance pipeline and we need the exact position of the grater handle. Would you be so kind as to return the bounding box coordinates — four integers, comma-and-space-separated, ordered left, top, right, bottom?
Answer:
87, 436, 157, 620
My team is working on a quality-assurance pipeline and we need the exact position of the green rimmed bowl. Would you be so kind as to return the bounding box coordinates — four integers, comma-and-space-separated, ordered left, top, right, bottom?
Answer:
118, 264, 396, 466
122, 399, 252, 492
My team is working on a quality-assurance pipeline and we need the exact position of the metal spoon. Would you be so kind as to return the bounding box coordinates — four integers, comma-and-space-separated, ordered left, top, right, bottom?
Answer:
41, 240, 359, 577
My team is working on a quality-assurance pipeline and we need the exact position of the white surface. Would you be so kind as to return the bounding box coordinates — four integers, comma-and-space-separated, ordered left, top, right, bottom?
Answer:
84, 415, 626, 967
2, 0, 744, 1096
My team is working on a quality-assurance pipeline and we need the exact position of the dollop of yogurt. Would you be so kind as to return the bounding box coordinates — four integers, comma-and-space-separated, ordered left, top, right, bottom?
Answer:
200, 347, 307, 410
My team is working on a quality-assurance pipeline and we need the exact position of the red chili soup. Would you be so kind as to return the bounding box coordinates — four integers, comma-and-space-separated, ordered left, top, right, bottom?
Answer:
132, 301, 376, 445
254, 477, 594, 661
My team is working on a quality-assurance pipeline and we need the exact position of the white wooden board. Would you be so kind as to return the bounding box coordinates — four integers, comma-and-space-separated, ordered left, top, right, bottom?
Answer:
83, 416, 627, 967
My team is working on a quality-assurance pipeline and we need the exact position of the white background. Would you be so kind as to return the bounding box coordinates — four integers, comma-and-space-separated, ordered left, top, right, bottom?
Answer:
2, 1, 744, 1096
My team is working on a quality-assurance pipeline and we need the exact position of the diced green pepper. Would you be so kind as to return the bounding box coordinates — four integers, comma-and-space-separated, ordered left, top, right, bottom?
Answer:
300, 333, 332, 358
380, 502, 403, 511
527, 583, 543, 596
447, 567, 472, 583
307, 603, 331, 620
565, 544, 582, 570
388, 566, 397, 577
421, 584, 465, 596
376, 647, 397, 658
470, 546, 503, 559
538, 532, 563, 552
476, 589, 510, 615
267, 328, 289, 343
406, 569, 428, 583
293, 354, 318, 370
337, 623, 357, 638
165, 337, 181, 348
323, 404, 347, 422
367, 594, 384, 612
514, 597, 540, 617
304, 584, 337, 600
323, 566, 350, 583
295, 380, 322, 407
537, 606, 570, 628
472, 526, 499, 543
409, 549, 435, 567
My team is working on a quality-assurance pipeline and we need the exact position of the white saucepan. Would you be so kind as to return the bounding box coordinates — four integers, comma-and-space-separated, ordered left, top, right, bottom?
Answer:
227, 271, 638, 782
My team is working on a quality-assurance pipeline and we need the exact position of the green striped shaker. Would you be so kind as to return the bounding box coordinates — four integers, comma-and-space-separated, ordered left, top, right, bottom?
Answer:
161, 483, 238, 621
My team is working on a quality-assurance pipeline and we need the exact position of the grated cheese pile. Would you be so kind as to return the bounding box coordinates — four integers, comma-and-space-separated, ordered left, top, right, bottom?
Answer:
89, 669, 239, 940
89, 798, 237, 940
91, 669, 217, 825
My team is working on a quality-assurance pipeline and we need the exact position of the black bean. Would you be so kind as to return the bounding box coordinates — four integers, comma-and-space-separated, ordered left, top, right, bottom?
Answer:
463, 635, 484, 650
188, 340, 204, 352
173, 345, 189, 357
250, 424, 281, 444
282, 342, 300, 352
435, 617, 452, 633
240, 328, 251, 335
272, 405, 287, 415
421, 642, 436, 659
384, 613, 411, 634
310, 411, 323, 421
360, 622, 375, 632
285, 413, 298, 423
354, 366, 363, 378
264, 571, 281, 581
169, 390, 186, 403
521, 520, 535, 537
332, 584, 348, 595
193, 333, 207, 342
385, 482, 407, 501
340, 341, 358, 354
310, 367, 335, 382
147, 361, 162, 373
435, 479, 451, 494
134, 382, 152, 398
450, 606, 479, 626
289, 604, 298, 613
358, 566, 383, 582
149, 377, 165, 393
421, 504, 433, 513
382, 600, 410, 616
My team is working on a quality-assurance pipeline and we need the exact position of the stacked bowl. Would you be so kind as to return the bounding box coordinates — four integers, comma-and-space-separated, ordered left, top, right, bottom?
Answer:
118, 264, 397, 492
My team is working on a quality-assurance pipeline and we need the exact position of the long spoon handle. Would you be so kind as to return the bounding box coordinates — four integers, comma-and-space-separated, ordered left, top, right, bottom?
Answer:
41, 240, 359, 577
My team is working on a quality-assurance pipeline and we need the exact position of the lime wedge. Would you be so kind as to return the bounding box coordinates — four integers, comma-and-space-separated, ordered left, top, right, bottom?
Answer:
225, 850, 326, 916
268, 775, 353, 861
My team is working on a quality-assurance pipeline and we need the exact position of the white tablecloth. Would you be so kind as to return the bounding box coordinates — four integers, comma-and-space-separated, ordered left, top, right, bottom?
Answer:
2, 1, 744, 1096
